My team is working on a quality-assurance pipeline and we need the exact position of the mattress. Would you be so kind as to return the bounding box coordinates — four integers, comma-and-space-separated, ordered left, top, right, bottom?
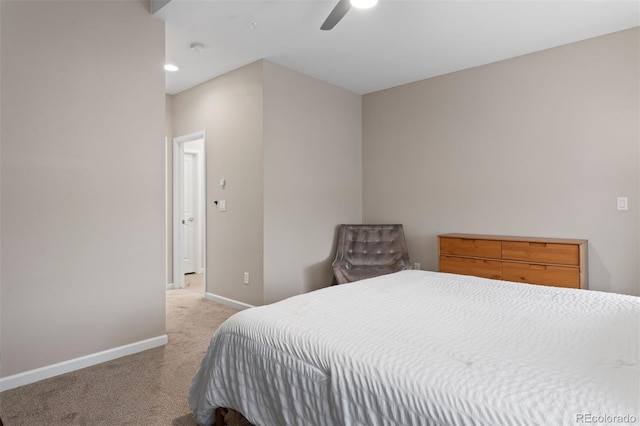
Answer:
189, 270, 640, 426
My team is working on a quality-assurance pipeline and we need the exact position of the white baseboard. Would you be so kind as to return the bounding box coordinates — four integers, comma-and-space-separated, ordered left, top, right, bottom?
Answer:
0, 335, 168, 392
166, 282, 184, 290
205, 292, 254, 311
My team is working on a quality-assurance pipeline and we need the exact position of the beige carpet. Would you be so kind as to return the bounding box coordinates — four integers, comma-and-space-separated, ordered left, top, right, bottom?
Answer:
0, 274, 250, 425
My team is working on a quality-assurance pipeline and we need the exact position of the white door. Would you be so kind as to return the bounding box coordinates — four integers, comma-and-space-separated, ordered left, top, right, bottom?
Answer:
172, 131, 206, 289
182, 152, 197, 274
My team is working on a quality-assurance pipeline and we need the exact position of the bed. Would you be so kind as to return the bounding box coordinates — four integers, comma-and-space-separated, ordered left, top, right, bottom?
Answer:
189, 270, 640, 426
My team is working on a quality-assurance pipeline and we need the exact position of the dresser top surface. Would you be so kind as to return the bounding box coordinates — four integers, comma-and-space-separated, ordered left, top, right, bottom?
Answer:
438, 233, 587, 245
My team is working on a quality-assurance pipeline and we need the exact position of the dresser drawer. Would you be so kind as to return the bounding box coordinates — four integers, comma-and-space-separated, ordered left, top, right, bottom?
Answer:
502, 241, 580, 266
502, 262, 580, 289
439, 237, 501, 259
440, 256, 502, 280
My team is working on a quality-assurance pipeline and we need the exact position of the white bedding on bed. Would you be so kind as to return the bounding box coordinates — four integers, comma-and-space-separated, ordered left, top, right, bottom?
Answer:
189, 270, 640, 426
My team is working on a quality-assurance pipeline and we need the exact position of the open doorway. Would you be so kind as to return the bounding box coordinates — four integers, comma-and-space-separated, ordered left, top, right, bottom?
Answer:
172, 131, 206, 295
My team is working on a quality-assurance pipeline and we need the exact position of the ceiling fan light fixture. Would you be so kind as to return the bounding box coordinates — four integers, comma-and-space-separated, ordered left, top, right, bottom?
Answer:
350, 0, 378, 9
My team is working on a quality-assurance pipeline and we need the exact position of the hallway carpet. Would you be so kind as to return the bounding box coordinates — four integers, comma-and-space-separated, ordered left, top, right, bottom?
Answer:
0, 276, 247, 425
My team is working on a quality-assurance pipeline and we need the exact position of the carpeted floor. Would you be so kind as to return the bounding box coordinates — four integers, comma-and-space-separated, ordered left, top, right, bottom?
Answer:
0, 274, 251, 425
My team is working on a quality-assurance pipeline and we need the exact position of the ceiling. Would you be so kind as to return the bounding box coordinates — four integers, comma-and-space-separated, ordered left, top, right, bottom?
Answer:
156, 1, 639, 96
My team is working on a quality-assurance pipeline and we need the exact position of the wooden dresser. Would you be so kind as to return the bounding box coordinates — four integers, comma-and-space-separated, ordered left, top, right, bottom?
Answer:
438, 233, 588, 289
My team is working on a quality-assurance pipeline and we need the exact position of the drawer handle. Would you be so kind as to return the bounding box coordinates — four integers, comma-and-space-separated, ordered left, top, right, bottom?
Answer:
529, 242, 547, 248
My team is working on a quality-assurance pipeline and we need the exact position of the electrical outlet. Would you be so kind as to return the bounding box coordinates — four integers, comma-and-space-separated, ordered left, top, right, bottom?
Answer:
243, 272, 250, 285
413, 263, 421, 270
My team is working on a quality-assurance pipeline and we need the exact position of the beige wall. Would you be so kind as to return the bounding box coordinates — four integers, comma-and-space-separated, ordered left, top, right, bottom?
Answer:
0, 0, 3, 365
262, 61, 362, 303
0, 0, 166, 377
363, 28, 639, 296
165, 94, 174, 283
172, 61, 265, 306
169, 60, 362, 305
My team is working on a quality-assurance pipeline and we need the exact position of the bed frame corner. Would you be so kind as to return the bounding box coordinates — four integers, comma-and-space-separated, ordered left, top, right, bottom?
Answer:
215, 407, 224, 425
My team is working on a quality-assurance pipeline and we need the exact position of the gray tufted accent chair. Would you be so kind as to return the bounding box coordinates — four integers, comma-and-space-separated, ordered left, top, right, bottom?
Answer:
332, 224, 412, 284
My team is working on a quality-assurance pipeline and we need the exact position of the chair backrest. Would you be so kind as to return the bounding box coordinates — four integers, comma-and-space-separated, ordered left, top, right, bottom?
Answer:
332, 224, 411, 283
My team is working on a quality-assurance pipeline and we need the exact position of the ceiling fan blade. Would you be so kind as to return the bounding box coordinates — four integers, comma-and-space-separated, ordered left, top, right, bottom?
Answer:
321, 0, 351, 31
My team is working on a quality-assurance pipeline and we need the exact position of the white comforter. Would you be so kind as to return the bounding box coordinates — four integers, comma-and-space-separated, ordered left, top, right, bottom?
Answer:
189, 270, 640, 426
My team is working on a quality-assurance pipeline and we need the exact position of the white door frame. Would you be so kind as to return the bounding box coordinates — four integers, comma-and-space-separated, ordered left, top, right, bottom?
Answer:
183, 144, 205, 274
173, 131, 206, 289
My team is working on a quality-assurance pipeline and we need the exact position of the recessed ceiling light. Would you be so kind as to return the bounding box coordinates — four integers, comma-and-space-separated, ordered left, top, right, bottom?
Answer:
164, 64, 179, 72
350, 0, 378, 9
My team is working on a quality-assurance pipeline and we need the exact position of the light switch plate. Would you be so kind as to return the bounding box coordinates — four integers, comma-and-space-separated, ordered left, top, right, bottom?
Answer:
617, 197, 628, 211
